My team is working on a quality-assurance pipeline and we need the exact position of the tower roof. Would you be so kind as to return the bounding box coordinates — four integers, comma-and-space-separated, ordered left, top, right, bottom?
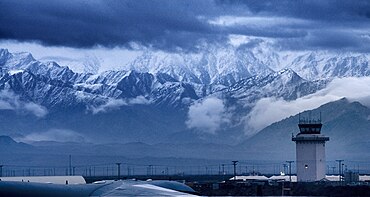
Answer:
298, 113, 322, 134
293, 113, 329, 142
298, 122, 322, 134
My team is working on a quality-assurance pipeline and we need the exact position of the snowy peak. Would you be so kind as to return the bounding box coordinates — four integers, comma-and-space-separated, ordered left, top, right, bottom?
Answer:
286, 51, 370, 80
227, 68, 325, 103
0, 48, 36, 70
0, 49, 11, 63
268, 68, 303, 85
126, 45, 275, 86
115, 71, 155, 98
230, 68, 302, 91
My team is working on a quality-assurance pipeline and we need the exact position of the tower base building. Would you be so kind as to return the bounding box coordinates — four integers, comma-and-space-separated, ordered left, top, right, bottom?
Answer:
292, 118, 329, 182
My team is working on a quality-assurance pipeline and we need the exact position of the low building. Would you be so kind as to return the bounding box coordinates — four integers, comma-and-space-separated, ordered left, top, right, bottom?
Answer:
0, 176, 86, 184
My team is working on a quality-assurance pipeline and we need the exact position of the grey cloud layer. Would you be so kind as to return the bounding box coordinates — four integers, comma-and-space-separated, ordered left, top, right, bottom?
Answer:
1, 0, 369, 52
245, 77, 370, 134
0, 90, 48, 117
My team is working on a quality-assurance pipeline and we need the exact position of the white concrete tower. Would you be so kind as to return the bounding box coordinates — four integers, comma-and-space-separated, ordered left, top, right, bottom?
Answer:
292, 117, 329, 182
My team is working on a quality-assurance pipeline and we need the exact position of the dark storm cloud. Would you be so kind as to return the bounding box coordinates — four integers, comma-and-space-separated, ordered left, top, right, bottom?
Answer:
217, 0, 370, 52
1, 0, 370, 52
276, 30, 370, 52
0, 0, 224, 51
218, 0, 370, 22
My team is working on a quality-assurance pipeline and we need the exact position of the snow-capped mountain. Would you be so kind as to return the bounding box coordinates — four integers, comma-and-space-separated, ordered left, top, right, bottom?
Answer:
120, 45, 370, 84
125, 45, 275, 86
283, 51, 370, 80
0, 49, 200, 108
227, 68, 328, 103
0, 47, 369, 144
0, 48, 329, 109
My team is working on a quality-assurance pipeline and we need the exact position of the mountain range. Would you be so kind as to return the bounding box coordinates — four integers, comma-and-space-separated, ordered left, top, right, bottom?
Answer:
0, 46, 369, 163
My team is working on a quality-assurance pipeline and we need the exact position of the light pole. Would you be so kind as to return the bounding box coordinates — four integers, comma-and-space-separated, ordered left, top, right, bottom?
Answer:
69, 155, 72, 176
283, 164, 287, 174
331, 167, 336, 175
286, 161, 294, 182
336, 160, 344, 182
232, 161, 238, 180
116, 163, 121, 180
342, 163, 345, 183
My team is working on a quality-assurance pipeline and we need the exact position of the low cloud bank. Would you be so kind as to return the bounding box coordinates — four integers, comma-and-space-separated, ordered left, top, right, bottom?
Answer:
90, 96, 151, 114
19, 129, 86, 143
0, 90, 47, 117
245, 77, 370, 134
186, 97, 230, 134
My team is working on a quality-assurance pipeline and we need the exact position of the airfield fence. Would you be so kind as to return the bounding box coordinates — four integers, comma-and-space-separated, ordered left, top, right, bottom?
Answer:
0, 160, 370, 177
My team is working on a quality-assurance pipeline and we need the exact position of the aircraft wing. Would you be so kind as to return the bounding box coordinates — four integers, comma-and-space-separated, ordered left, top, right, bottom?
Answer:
0, 179, 198, 196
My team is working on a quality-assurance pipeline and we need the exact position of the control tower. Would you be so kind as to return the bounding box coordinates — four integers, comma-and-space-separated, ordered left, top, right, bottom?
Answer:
292, 115, 329, 182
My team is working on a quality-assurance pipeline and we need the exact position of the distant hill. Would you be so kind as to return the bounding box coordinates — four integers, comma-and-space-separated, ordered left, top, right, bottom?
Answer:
238, 98, 370, 161
0, 135, 33, 152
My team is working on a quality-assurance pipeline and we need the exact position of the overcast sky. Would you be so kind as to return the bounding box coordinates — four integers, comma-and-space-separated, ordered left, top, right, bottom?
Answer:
1, 0, 370, 136
1, 0, 370, 60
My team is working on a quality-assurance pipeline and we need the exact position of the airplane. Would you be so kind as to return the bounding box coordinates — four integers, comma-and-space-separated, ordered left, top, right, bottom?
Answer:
0, 178, 199, 196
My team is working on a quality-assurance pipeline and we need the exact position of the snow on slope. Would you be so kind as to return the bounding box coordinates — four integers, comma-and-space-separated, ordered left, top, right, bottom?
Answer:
0, 47, 370, 144
1, 47, 369, 110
